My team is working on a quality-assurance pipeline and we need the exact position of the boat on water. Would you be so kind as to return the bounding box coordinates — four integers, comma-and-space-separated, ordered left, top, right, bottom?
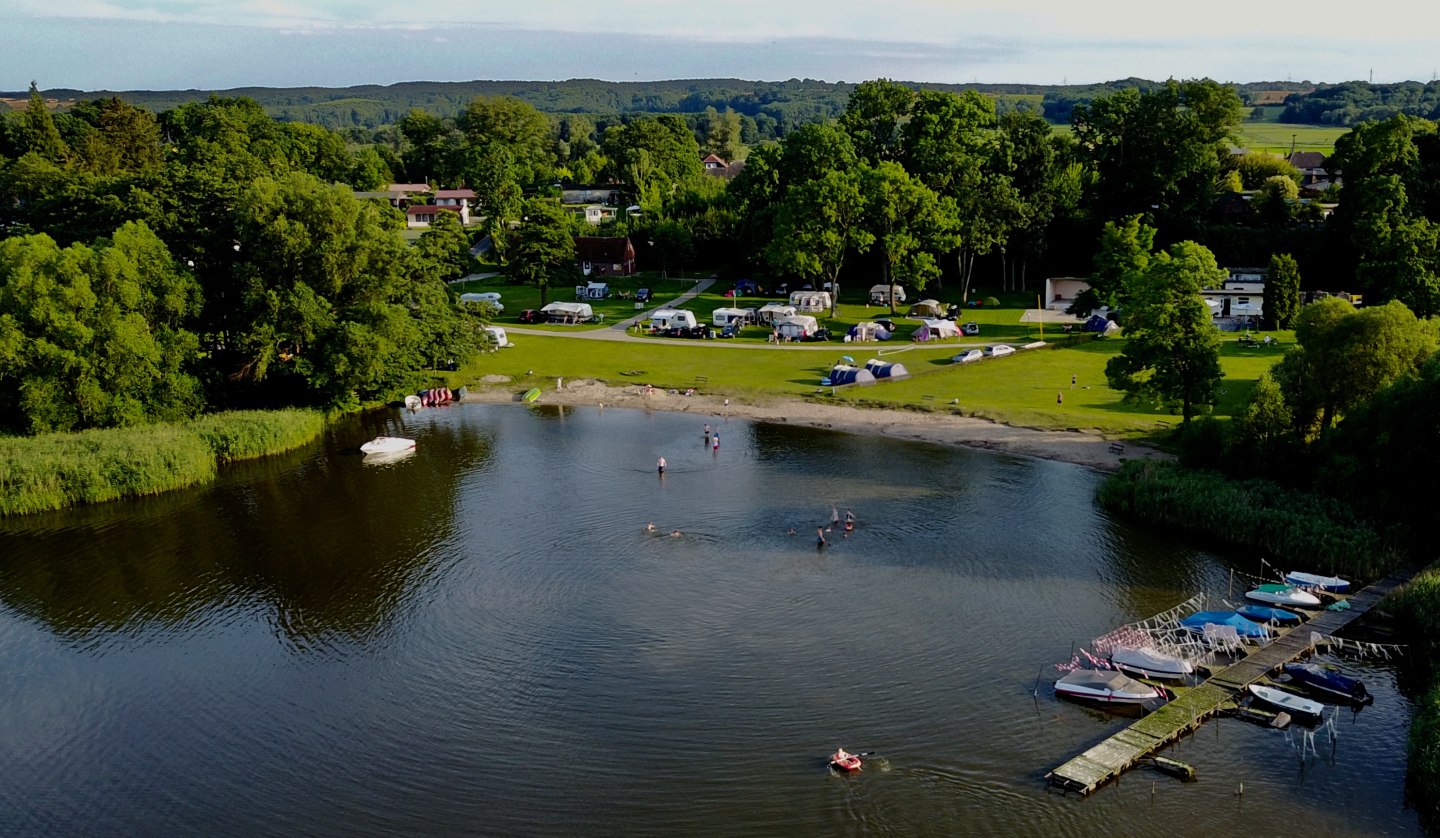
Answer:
1108, 646, 1194, 681
830, 748, 862, 772
1283, 662, 1370, 703
1055, 669, 1168, 704
1248, 684, 1325, 717
1179, 610, 1271, 639
404, 394, 422, 410
522, 387, 541, 403
360, 436, 416, 455
1284, 571, 1351, 593
1245, 584, 1321, 609
1236, 604, 1304, 625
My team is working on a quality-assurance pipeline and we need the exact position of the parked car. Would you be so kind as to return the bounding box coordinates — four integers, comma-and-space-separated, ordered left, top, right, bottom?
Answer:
518, 309, 543, 324
664, 324, 711, 339
718, 322, 741, 338
635, 288, 652, 303
953, 349, 984, 364
960, 321, 980, 336
985, 344, 1015, 357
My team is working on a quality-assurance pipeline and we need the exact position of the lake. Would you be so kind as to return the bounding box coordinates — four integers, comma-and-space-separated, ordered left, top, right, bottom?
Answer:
0, 404, 1421, 836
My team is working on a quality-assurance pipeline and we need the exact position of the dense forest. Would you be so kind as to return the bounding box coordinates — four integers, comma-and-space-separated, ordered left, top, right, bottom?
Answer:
1279, 80, 1440, 125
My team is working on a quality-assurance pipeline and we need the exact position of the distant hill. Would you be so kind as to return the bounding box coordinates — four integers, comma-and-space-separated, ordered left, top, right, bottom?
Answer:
2, 77, 1377, 136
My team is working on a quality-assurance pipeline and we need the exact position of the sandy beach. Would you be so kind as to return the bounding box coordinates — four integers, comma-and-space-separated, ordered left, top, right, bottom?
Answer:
464, 378, 1169, 472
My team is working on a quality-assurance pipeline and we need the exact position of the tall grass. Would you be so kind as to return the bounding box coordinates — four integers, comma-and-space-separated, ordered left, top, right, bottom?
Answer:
1384, 567, 1440, 828
0, 409, 324, 516
1098, 459, 1405, 581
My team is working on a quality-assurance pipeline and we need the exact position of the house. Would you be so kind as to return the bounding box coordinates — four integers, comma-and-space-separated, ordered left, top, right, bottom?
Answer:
1287, 151, 1329, 185
434, 188, 476, 210
583, 205, 616, 225
575, 236, 636, 276
702, 153, 727, 171
406, 204, 467, 228
1043, 277, 1091, 311
562, 187, 621, 205
1201, 268, 1267, 324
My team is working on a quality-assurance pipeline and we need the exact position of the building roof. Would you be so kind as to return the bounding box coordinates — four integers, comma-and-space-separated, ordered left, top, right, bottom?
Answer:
407, 204, 462, 217
574, 236, 635, 262
434, 189, 476, 199
387, 183, 431, 193
1288, 151, 1326, 170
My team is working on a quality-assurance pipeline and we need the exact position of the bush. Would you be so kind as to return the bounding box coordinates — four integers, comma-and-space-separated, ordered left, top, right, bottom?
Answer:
1098, 459, 1405, 581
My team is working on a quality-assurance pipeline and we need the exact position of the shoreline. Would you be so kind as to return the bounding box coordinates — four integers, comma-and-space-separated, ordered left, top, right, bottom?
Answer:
463, 379, 1170, 472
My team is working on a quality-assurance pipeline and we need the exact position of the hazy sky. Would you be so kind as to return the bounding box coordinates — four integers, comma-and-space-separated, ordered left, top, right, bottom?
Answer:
6, 0, 1439, 92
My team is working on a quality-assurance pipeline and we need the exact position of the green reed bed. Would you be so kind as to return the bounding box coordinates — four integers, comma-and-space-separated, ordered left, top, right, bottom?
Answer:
1384, 567, 1440, 826
0, 409, 324, 515
1097, 459, 1405, 581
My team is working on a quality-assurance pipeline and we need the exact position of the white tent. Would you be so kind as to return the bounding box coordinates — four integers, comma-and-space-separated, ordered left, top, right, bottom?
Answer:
907, 299, 945, 318
650, 308, 698, 330
869, 284, 908, 305
711, 306, 750, 326
540, 301, 593, 323
848, 321, 892, 342
789, 290, 833, 312
775, 314, 820, 340
756, 303, 797, 325
911, 318, 961, 341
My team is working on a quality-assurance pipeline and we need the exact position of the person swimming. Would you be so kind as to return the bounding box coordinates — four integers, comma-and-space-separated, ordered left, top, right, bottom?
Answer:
645, 522, 656, 532
670, 529, 683, 538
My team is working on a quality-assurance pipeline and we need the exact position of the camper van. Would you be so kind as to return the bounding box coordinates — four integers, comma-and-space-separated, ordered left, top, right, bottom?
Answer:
459, 292, 503, 311
650, 309, 698, 331
869, 284, 908, 305
711, 307, 754, 327
483, 326, 511, 348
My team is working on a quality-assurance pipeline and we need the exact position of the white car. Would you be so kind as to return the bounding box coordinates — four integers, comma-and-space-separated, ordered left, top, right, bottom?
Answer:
985, 344, 1015, 357
952, 349, 983, 364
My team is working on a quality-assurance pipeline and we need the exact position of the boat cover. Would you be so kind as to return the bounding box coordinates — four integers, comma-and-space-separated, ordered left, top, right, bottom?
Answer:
1180, 610, 1270, 638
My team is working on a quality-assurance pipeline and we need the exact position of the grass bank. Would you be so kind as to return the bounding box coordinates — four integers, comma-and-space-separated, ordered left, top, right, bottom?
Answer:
1383, 565, 1440, 829
1097, 459, 1405, 581
0, 409, 324, 516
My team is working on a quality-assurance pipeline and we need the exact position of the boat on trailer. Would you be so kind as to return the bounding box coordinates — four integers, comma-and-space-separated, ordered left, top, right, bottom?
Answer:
1108, 646, 1194, 681
1245, 584, 1321, 609
1248, 684, 1324, 718
1283, 662, 1370, 703
1055, 669, 1168, 704
1283, 571, 1351, 593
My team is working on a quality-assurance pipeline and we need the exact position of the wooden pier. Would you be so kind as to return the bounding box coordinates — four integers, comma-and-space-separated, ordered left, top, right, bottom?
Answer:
1045, 571, 1412, 795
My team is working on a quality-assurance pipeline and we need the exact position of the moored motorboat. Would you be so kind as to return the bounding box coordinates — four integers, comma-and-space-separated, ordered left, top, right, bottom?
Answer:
1236, 604, 1304, 625
1055, 669, 1168, 704
1283, 571, 1351, 593
1245, 584, 1321, 609
1283, 662, 1370, 703
1248, 684, 1325, 718
1108, 646, 1194, 681
1179, 610, 1271, 639
360, 436, 416, 455
830, 748, 862, 772
404, 394, 422, 410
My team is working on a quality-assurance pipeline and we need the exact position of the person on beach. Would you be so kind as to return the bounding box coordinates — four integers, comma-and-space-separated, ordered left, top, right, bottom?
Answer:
657, 456, 667, 475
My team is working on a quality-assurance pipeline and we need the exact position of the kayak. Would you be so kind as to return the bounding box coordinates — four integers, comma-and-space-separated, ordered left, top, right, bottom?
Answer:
522, 387, 541, 403
830, 749, 862, 772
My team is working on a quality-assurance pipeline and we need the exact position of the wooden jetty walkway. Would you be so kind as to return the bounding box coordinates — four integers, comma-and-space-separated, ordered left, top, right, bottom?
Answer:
1046, 570, 1412, 795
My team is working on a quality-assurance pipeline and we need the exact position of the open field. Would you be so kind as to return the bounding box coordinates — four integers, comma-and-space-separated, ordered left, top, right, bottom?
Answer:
1236, 123, 1347, 154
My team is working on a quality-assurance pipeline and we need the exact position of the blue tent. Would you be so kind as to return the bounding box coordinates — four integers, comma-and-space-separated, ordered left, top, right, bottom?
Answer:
864, 359, 910, 380
1179, 610, 1269, 638
823, 365, 876, 386
1084, 314, 1110, 332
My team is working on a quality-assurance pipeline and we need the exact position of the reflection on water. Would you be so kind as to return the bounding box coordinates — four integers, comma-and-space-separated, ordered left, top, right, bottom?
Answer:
0, 405, 1420, 836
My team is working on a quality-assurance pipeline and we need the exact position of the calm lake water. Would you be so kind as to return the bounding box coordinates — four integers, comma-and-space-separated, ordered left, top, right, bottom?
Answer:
0, 404, 1422, 836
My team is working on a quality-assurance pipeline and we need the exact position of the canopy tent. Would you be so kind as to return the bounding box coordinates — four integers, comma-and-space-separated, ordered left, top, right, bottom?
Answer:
911, 319, 960, 342
650, 308, 697, 330
823, 365, 876, 386
847, 321, 892, 342
540, 301, 593, 323
864, 359, 910, 380
775, 314, 820, 340
1083, 314, 1111, 332
788, 291, 833, 312
907, 299, 945, 318
756, 303, 797, 325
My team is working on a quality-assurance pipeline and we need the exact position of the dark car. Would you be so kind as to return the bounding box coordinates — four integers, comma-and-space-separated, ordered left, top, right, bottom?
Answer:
635, 288, 652, 303
718, 322, 741, 338
803, 328, 831, 342
518, 309, 543, 324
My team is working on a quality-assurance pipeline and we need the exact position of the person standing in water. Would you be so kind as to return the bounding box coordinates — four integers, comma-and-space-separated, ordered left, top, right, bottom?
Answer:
816, 526, 827, 546
657, 456, 667, 475
712, 432, 720, 452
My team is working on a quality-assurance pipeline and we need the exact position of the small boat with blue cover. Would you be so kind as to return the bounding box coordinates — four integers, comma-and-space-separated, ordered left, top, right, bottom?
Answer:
1179, 610, 1270, 639
1283, 662, 1370, 703
1236, 604, 1303, 625
1284, 571, 1351, 593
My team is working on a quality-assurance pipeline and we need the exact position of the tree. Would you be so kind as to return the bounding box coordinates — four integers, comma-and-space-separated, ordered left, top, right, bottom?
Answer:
1230, 151, 1301, 190
414, 211, 473, 283
455, 96, 553, 186
767, 168, 874, 315
645, 220, 695, 280
17, 82, 67, 164
601, 115, 702, 206
860, 162, 960, 313
397, 108, 451, 184
1071, 215, 1155, 316
1264, 253, 1302, 329
1253, 174, 1298, 225
840, 79, 916, 163
1104, 241, 1224, 422
699, 106, 745, 163
509, 198, 576, 307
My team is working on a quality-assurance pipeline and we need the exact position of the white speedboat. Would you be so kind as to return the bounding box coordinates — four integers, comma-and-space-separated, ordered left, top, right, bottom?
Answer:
1248, 684, 1324, 717
1284, 571, 1351, 593
360, 436, 416, 455
1055, 670, 1167, 704
1109, 646, 1195, 681
1245, 584, 1321, 608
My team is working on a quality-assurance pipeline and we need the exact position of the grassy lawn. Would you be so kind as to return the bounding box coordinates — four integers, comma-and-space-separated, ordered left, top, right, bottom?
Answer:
450, 272, 705, 329
444, 303, 1294, 441
1235, 123, 1346, 154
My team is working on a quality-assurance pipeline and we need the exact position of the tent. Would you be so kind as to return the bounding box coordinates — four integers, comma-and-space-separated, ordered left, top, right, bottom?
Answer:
756, 303, 797, 325
864, 359, 910, 380
650, 309, 698, 330
847, 321, 892, 342
775, 314, 820, 340
1083, 314, 1111, 332
911, 319, 961, 341
733, 279, 761, 296
788, 291, 833, 312
711, 307, 751, 326
583, 281, 611, 300
824, 365, 876, 386
869, 284, 908, 305
540, 301, 593, 323
907, 299, 945, 318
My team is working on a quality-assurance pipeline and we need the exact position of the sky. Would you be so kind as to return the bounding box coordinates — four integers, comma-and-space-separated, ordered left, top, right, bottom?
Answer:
5, 0, 1440, 92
